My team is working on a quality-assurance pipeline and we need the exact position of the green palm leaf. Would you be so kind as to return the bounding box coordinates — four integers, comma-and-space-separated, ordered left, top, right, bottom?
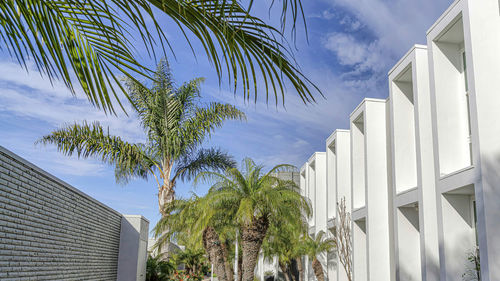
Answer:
1, 0, 320, 114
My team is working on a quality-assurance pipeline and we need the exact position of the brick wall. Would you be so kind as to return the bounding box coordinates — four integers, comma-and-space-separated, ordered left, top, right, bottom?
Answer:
0, 146, 123, 280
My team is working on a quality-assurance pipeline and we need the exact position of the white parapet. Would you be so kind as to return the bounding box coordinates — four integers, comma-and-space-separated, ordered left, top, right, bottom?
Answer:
388, 45, 440, 281
117, 215, 149, 281
326, 130, 351, 281
427, 1, 500, 280
350, 99, 395, 281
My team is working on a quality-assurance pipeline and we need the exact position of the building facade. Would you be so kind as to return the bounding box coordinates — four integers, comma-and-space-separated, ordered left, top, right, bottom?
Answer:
299, 0, 500, 280
0, 146, 149, 281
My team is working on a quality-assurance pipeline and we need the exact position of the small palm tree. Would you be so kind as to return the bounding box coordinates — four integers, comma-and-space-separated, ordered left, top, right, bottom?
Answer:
302, 231, 336, 281
196, 158, 311, 281
262, 218, 307, 281
174, 247, 206, 276
146, 254, 175, 281
37, 59, 245, 216
1, 0, 319, 113
155, 195, 235, 281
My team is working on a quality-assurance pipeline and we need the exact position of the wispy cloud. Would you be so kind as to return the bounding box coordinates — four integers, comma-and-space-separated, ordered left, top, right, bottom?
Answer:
318, 0, 453, 101
0, 61, 144, 142
0, 60, 146, 178
323, 32, 385, 73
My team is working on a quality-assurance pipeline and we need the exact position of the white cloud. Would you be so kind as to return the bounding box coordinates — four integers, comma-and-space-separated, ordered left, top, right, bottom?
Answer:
0, 60, 146, 177
328, 0, 453, 57
309, 9, 337, 20
323, 33, 384, 72
339, 15, 362, 31
320, 0, 453, 102
0, 61, 144, 143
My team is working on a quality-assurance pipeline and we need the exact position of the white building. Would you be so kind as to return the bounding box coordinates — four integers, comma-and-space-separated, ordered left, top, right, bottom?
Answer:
299, 0, 500, 280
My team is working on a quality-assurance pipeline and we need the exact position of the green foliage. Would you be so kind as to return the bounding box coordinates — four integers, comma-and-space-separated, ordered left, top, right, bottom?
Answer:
155, 158, 311, 281
146, 255, 175, 281
154, 191, 237, 255
264, 270, 274, 277
196, 158, 311, 227
0, 0, 162, 114
1, 0, 320, 113
173, 247, 207, 276
171, 271, 203, 281
302, 230, 336, 259
262, 212, 307, 265
462, 247, 480, 281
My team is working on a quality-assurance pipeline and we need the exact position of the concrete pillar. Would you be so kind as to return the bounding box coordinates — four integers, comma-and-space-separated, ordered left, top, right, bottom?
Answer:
365, 100, 394, 281
388, 45, 440, 281
117, 215, 149, 281
309, 152, 327, 281
465, 1, 500, 280
326, 130, 351, 281
413, 47, 440, 281
351, 99, 395, 281
426, 1, 500, 280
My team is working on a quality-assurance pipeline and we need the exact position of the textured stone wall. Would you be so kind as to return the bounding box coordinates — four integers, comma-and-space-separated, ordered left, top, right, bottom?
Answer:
0, 146, 123, 280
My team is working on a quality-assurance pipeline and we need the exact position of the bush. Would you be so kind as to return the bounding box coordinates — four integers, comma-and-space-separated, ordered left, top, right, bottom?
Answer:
146, 255, 175, 281
171, 271, 203, 281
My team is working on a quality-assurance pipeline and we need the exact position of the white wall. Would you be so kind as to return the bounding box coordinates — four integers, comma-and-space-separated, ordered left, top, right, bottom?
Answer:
330, 130, 351, 281
364, 100, 394, 281
299, 1, 500, 281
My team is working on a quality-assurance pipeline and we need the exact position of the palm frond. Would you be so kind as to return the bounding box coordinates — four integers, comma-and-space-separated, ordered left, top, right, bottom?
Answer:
2, 0, 319, 113
147, 0, 321, 105
0, 0, 165, 114
36, 121, 154, 176
173, 147, 236, 182
181, 102, 246, 150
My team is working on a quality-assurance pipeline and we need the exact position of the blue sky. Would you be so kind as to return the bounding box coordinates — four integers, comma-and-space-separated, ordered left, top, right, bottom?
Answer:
0, 0, 453, 231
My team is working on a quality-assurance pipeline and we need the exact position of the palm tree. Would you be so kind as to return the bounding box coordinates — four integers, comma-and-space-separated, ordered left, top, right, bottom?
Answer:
173, 247, 206, 276
302, 231, 336, 281
1, 0, 320, 113
262, 218, 307, 281
196, 158, 311, 281
155, 195, 236, 281
146, 254, 176, 281
37, 59, 245, 216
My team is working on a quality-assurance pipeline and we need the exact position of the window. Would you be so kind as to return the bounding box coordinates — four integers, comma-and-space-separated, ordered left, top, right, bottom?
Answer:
461, 50, 473, 165
471, 197, 478, 246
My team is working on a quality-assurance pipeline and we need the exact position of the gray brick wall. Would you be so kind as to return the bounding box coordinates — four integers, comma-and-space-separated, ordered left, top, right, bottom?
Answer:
0, 146, 123, 280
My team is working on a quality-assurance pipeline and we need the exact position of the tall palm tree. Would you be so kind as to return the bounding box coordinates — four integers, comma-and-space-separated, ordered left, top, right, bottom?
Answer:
196, 158, 311, 281
1, 0, 320, 113
37, 59, 245, 216
302, 231, 336, 281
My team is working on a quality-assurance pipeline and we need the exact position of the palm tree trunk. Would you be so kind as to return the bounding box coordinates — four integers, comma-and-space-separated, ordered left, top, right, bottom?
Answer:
241, 215, 269, 281
222, 241, 234, 281
158, 182, 175, 258
311, 258, 325, 281
238, 253, 243, 281
290, 259, 298, 281
279, 262, 291, 281
203, 226, 229, 281
159, 182, 175, 216
296, 257, 304, 281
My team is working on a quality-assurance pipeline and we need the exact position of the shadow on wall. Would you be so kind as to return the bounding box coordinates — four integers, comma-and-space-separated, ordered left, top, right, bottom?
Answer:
327, 250, 338, 273
478, 154, 500, 279
398, 253, 439, 281
117, 216, 149, 281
